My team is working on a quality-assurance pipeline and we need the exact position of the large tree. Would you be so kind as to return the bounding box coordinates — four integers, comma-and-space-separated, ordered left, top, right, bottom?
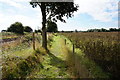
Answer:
30, 1, 78, 50
47, 21, 58, 32
7, 22, 24, 34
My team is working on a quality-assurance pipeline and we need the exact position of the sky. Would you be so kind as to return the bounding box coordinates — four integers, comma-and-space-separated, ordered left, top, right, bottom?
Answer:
0, 0, 119, 31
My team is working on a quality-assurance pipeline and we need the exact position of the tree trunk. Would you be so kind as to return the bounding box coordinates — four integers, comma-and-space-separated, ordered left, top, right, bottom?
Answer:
41, 3, 47, 50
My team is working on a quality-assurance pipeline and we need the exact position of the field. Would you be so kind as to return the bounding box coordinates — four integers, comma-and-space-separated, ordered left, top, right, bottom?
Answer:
0, 32, 120, 79
60, 32, 120, 78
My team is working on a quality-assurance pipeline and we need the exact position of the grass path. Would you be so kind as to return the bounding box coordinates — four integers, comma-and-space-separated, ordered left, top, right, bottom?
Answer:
29, 35, 71, 78
29, 34, 91, 78
49, 35, 86, 78
50, 35, 68, 60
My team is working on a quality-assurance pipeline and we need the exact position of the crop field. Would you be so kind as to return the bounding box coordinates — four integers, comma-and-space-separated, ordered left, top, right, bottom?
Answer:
60, 32, 120, 78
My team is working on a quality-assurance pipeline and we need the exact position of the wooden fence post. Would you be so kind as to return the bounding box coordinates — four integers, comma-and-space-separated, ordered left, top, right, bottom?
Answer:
73, 44, 75, 54
33, 32, 35, 50
65, 39, 66, 45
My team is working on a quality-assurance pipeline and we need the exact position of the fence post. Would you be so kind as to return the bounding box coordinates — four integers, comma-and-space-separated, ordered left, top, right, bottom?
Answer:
65, 39, 66, 45
33, 32, 35, 50
73, 44, 75, 54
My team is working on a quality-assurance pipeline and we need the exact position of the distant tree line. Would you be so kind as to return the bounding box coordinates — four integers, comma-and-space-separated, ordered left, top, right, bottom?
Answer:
2, 22, 33, 34
87, 28, 120, 32
58, 28, 120, 33
2, 21, 58, 35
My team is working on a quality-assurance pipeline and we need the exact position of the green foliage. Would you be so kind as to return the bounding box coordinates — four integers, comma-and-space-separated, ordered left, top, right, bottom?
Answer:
24, 26, 33, 32
30, 2, 78, 22
47, 21, 58, 32
30, 1, 79, 49
35, 29, 41, 33
7, 22, 24, 34
2, 48, 43, 79
87, 28, 120, 32
18, 60, 31, 76
109, 28, 120, 32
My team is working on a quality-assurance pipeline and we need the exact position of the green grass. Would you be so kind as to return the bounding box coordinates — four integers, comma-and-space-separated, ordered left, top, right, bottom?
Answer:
7, 47, 33, 59
2, 41, 32, 59
2, 46, 45, 79
30, 34, 109, 78
30, 53, 69, 78
50, 35, 68, 60
28, 35, 70, 78
2, 33, 110, 79
2, 33, 70, 79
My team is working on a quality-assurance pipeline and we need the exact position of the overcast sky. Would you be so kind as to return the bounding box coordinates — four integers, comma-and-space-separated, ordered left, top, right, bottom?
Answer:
0, 0, 119, 31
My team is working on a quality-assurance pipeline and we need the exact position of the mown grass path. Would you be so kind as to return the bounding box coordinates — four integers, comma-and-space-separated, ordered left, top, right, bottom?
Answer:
52, 35, 89, 78
50, 35, 68, 60
28, 35, 71, 78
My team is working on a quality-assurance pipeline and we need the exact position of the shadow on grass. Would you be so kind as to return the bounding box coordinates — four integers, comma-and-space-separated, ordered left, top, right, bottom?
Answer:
47, 52, 69, 76
47, 49, 89, 78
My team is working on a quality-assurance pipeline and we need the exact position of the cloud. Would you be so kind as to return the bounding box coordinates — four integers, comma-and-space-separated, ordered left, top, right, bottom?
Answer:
0, 0, 42, 31
0, 0, 118, 31
0, 0, 23, 9
0, 14, 42, 30
74, 0, 118, 22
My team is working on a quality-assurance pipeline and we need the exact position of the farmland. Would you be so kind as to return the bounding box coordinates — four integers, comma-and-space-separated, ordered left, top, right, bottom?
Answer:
0, 0, 119, 79
0, 32, 120, 79
60, 32, 120, 78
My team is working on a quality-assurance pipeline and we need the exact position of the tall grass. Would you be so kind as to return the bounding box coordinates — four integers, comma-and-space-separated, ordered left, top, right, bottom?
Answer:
2, 33, 46, 79
2, 47, 46, 79
61, 32, 120, 78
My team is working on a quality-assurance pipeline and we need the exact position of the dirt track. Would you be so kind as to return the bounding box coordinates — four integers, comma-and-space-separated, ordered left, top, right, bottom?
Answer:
0, 38, 18, 43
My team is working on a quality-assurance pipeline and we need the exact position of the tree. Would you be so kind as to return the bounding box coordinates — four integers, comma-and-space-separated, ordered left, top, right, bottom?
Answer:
75, 29, 78, 32
101, 28, 107, 32
30, 1, 78, 50
118, 28, 120, 31
1, 30, 7, 32
35, 29, 41, 33
47, 21, 58, 32
109, 28, 117, 32
24, 26, 33, 32
7, 22, 24, 34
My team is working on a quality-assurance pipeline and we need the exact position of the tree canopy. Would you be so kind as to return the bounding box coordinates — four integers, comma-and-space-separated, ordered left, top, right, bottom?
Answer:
47, 21, 58, 32
7, 22, 33, 34
24, 26, 33, 32
30, 2, 78, 22
7, 22, 24, 34
30, 1, 79, 50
